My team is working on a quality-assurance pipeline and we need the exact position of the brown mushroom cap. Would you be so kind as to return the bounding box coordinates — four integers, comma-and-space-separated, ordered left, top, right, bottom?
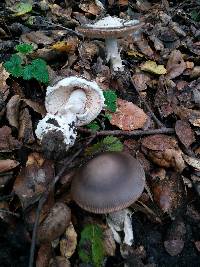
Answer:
71, 152, 145, 214
77, 22, 144, 39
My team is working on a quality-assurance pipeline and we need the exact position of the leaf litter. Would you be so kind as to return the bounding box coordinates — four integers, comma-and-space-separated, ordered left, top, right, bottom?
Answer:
1, 0, 200, 266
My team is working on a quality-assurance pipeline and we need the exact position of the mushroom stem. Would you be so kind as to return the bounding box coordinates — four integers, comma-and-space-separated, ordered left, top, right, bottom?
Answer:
106, 209, 134, 246
105, 38, 124, 71
63, 89, 87, 115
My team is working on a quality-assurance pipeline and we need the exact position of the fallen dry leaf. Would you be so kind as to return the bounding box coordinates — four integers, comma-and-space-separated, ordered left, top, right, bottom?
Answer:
142, 135, 186, 172
52, 37, 79, 54
103, 228, 116, 257
60, 222, 77, 259
132, 31, 154, 58
0, 63, 9, 100
13, 153, 54, 209
183, 154, 200, 171
0, 159, 19, 173
36, 243, 52, 267
110, 98, 148, 131
49, 256, 71, 267
38, 202, 71, 243
79, 1, 102, 15
166, 50, 186, 79
141, 61, 167, 75
6, 95, 20, 129
175, 120, 196, 148
152, 172, 184, 213
23, 99, 46, 117
164, 240, 184, 256
18, 107, 35, 144
21, 31, 54, 45
131, 73, 151, 91
0, 126, 21, 152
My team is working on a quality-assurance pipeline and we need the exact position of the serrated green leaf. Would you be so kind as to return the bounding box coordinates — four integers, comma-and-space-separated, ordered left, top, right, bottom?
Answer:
103, 90, 117, 112
30, 59, 49, 84
15, 43, 34, 54
11, 3, 32, 16
86, 121, 100, 131
4, 54, 23, 78
85, 136, 123, 156
78, 224, 104, 267
22, 64, 33, 80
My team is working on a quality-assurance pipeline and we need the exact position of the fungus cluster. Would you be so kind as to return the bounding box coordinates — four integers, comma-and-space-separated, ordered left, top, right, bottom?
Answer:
77, 15, 143, 71
36, 76, 104, 152
71, 151, 145, 245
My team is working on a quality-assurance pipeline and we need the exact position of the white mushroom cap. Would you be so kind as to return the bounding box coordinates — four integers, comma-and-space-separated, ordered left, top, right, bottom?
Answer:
35, 113, 77, 149
45, 76, 105, 126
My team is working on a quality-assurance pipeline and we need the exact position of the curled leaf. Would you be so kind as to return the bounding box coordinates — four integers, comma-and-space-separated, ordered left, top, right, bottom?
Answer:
140, 61, 167, 75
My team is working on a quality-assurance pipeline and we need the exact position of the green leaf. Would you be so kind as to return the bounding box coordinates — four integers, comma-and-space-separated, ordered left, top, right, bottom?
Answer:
4, 54, 23, 78
22, 64, 33, 80
15, 43, 34, 54
103, 90, 117, 112
86, 121, 100, 131
11, 3, 32, 16
190, 10, 200, 21
85, 136, 123, 156
78, 224, 104, 267
22, 59, 49, 83
31, 59, 49, 83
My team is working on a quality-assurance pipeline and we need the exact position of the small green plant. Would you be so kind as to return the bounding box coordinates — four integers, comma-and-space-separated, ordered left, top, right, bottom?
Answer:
103, 89, 117, 112
78, 224, 105, 267
4, 43, 49, 84
85, 136, 123, 156
86, 89, 117, 131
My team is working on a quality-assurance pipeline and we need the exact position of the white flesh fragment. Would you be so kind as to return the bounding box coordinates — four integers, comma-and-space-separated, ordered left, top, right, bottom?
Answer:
106, 209, 134, 246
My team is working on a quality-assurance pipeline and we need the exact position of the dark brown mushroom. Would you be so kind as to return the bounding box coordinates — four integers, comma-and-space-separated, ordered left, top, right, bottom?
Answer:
76, 15, 143, 71
71, 151, 145, 214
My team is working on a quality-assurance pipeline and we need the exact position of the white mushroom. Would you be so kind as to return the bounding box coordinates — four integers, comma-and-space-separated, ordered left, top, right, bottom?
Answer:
77, 16, 143, 71
35, 76, 104, 151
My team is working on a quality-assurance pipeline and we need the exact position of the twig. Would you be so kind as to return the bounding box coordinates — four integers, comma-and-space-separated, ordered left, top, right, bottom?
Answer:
28, 134, 96, 267
78, 127, 175, 136
130, 77, 164, 128
0, 209, 20, 217
41, 19, 84, 38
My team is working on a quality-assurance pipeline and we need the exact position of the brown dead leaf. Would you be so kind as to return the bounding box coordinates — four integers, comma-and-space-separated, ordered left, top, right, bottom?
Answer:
175, 120, 196, 148
132, 31, 154, 58
131, 73, 151, 91
152, 172, 184, 213
142, 135, 186, 172
110, 98, 148, 131
21, 31, 54, 45
36, 243, 52, 267
164, 240, 184, 256
38, 202, 71, 243
49, 256, 71, 267
52, 37, 79, 54
79, 1, 102, 15
0, 126, 21, 152
0, 63, 9, 100
0, 159, 19, 173
23, 99, 46, 117
6, 95, 20, 129
13, 153, 54, 209
183, 154, 200, 171
103, 228, 116, 257
194, 241, 200, 252
18, 108, 35, 144
166, 50, 186, 79
60, 222, 77, 259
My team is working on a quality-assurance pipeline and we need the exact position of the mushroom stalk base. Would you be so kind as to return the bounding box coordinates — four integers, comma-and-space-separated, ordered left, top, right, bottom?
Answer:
105, 38, 124, 72
106, 209, 134, 246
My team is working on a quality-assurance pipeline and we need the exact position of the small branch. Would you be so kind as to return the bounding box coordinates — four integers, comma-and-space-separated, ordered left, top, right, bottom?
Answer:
78, 127, 175, 136
0, 209, 20, 218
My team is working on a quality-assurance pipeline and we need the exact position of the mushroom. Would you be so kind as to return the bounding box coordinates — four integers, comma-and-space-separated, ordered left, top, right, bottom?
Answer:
76, 15, 143, 71
71, 151, 145, 245
35, 76, 104, 153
